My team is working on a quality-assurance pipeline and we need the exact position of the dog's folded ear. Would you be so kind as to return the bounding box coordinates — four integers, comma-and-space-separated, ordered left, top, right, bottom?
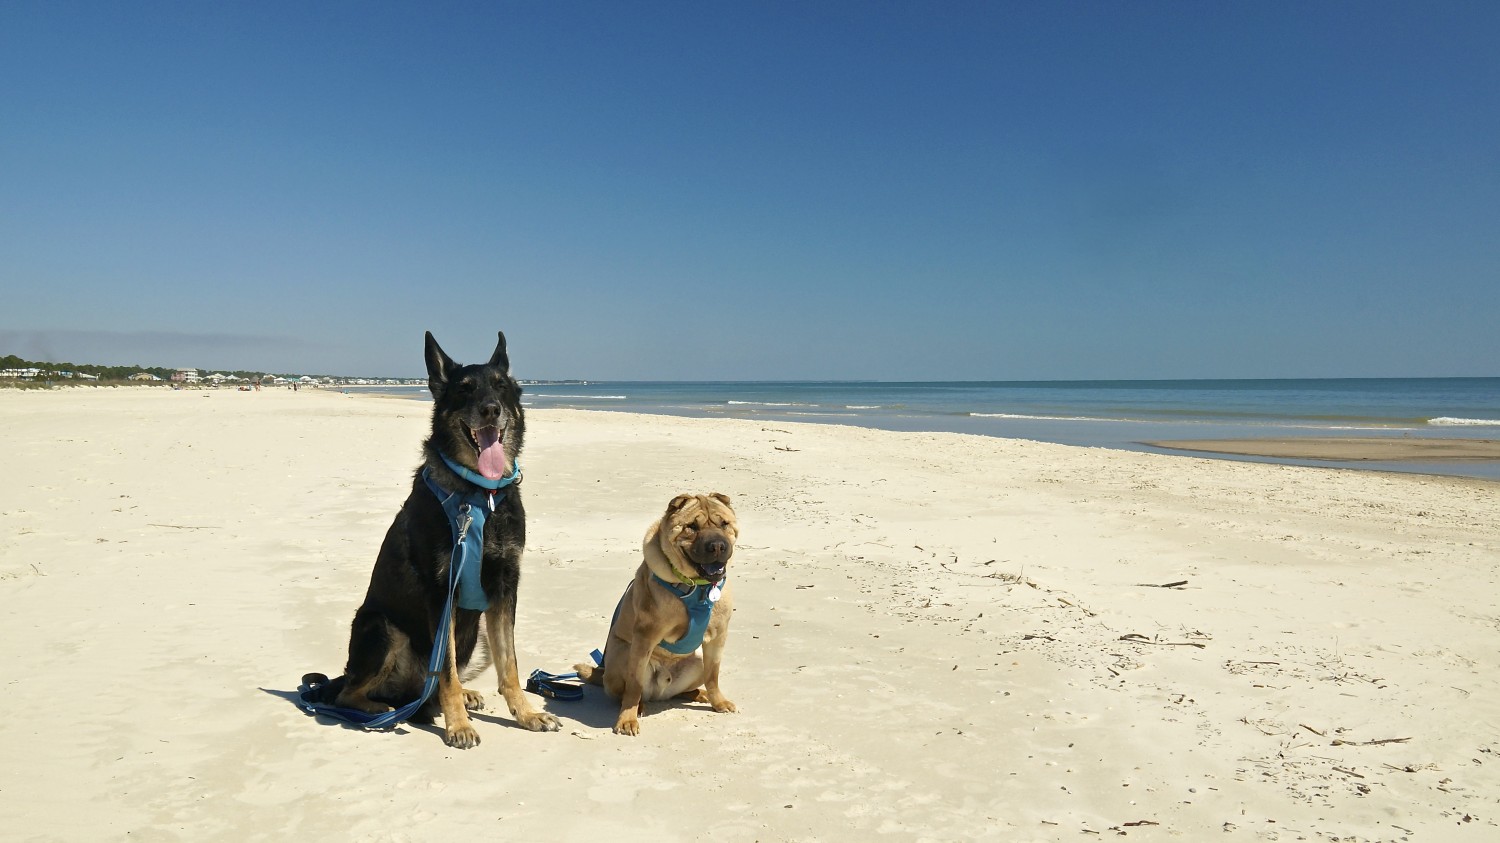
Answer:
710, 493, 732, 507
489, 331, 510, 372
424, 332, 457, 399
666, 494, 695, 515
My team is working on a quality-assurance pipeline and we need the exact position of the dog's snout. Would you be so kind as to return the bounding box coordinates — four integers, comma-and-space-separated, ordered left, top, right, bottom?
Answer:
694, 530, 731, 563
480, 401, 501, 424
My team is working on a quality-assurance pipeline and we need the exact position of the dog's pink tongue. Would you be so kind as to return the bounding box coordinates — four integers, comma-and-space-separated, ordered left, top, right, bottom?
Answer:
475, 427, 508, 479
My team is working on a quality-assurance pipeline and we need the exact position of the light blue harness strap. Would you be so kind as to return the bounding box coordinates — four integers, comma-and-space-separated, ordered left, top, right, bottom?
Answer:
422, 469, 492, 611
651, 574, 718, 655
595, 575, 724, 668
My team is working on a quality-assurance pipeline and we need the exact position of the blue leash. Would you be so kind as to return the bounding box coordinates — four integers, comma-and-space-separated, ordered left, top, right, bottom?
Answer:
298, 460, 519, 729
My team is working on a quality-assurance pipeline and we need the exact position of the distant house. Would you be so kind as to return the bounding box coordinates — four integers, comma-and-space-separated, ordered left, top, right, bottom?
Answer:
171, 369, 201, 383
128, 373, 161, 381
0, 367, 41, 379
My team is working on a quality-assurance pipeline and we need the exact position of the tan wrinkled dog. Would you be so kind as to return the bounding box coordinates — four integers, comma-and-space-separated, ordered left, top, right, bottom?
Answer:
575, 493, 739, 736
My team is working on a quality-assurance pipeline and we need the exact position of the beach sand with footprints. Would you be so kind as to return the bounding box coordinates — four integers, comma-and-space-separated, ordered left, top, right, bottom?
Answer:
3, 386, 1497, 841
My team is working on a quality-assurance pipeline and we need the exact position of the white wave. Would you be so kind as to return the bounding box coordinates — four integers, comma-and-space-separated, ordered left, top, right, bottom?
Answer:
531, 394, 627, 400
726, 400, 805, 407
1428, 416, 1500, 426
845, 405, 882, 410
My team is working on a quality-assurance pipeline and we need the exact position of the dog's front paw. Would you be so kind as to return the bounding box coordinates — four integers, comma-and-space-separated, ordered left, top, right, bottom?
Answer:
462, 688, 486, 710
711, 698, 738, 714
444, 723, 481, 749
613, 713, 641, 736
517, 710, 562, 732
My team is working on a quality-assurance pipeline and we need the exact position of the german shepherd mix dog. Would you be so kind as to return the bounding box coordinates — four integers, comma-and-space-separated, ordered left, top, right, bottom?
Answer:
574, 493, 739, 736
303, 331, 560, 747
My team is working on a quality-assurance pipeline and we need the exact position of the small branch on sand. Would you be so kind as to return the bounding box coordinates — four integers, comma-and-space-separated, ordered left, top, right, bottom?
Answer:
774, 445, 800, 452
1332, 737, 1411, 747
30, 563, 46, 576
1137, 580, 1189, 588
1332, 766, 1365, 778
1119, 633, 1206, 649
1022, 633, 1056, 642
1057, 597, 1098, 617
1300, 724, 1326, 737
149, 523, 212, 530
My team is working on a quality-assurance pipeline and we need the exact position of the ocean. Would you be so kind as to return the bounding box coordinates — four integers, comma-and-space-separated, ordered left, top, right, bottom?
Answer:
351, 378, 1500, 481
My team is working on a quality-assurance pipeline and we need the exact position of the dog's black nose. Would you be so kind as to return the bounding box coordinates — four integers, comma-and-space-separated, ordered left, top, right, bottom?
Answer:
695, 532, 730, 563
480, 401, 501, 423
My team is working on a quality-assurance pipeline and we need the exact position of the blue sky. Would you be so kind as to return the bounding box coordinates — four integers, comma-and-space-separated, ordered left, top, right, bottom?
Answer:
2, 2, 1496, 380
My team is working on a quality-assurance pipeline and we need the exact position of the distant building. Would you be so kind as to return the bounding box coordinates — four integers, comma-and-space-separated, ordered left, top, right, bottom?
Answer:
0, 367, 41, 379
128, 373, 161, 381
171, 369, 201, 383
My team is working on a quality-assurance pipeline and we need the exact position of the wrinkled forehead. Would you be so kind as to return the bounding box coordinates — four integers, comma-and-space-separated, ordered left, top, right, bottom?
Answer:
671, 496, 735, 529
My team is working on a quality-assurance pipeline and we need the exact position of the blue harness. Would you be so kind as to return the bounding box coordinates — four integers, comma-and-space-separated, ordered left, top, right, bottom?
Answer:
297, 455, 521, 729
594, 573, 722, 672
650, 574, 721, 654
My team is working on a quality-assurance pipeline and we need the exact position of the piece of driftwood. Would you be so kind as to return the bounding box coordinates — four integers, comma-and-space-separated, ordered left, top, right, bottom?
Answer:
1119, 633, 1207, 649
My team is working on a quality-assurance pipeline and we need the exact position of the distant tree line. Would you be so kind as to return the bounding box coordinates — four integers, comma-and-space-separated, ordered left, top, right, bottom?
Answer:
0, 353, 273, 382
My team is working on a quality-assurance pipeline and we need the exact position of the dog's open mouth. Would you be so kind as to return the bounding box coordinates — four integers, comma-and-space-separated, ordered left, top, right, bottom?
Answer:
469, 423, 509, 479
696, 562, 727, 582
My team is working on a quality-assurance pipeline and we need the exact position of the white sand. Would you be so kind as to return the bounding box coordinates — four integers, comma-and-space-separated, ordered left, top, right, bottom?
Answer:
2, 387, 1497, 841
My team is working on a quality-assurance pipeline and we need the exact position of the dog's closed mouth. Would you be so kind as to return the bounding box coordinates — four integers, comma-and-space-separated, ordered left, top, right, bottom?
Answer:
469, 424, 509, 479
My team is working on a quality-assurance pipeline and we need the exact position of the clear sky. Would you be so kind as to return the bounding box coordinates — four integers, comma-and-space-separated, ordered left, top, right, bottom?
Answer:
2, 2, 1496, 380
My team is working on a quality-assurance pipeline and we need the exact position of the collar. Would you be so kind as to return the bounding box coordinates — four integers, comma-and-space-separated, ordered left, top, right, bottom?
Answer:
438, 451, 522, 492
651, 572, 723, 601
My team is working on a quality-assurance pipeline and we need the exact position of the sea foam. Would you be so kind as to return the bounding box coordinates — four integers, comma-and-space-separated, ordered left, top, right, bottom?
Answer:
1428, 416, 1500, 426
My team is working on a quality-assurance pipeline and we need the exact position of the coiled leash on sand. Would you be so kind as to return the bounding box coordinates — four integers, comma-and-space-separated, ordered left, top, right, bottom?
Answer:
297, 461, 520, 729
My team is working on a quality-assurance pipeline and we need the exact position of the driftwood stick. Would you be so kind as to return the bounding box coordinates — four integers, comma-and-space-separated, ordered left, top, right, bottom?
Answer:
1119, 633, 1207, 649
1331, 737, 1412, 747
1136, 580, 1189, 588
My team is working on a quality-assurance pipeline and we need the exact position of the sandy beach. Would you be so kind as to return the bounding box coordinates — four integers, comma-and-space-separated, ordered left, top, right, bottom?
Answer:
2, 386, 1498, 842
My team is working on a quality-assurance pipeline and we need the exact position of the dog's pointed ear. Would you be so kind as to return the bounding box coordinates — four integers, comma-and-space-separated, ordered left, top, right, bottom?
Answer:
489, 331, 510, 373
666, 494, 695, 516
710, 493, 732, 508
424, 332, 456, 399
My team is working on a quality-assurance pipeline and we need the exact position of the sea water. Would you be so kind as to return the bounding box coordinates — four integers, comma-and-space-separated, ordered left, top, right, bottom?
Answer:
358, 378, 1500, 480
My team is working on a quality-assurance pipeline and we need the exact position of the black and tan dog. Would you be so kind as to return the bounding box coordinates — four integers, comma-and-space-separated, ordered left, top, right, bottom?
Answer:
575, 493, 740, 736
303, 331, 560, 747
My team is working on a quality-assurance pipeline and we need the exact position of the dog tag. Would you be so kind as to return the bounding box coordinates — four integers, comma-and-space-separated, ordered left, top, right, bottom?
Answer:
487, 492, 495, 512
708, 584, 722, 602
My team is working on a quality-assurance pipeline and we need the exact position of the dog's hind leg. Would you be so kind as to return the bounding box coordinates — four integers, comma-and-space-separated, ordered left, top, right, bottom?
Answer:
334, 610, 407, 714
485, 598, 562, 732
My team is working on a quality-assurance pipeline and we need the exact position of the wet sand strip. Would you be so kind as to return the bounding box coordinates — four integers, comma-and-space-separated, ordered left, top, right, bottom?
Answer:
1145, 436, 1500, 462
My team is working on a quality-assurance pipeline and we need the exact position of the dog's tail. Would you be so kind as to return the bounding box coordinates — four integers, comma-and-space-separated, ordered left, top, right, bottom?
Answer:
572, 662, 604, 685
461, 633, 492, 683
